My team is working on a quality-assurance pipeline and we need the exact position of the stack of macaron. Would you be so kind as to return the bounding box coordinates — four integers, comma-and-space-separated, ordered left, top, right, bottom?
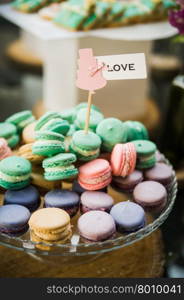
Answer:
0, 103, 176, 249
0, 110, 35, 149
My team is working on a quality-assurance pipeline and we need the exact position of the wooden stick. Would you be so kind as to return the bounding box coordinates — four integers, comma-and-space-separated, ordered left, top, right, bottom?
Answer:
85, 90, 93, 134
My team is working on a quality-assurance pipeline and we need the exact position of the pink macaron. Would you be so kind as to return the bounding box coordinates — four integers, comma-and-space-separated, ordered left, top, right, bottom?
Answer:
0, 138, 12, 160
111, 143, 136, 177
78, 159, 112, 191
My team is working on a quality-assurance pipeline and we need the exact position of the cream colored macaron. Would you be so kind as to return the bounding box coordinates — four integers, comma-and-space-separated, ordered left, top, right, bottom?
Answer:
22, 121, 36, 144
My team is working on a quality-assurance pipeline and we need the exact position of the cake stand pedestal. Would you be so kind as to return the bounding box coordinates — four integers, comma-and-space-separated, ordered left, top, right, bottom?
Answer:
0, 4, 178, 119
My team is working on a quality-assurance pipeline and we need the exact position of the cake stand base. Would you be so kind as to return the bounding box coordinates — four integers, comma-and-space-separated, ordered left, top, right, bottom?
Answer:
0, 229, 164, 278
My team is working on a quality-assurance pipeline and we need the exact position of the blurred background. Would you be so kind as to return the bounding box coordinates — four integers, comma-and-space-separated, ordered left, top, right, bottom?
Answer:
0, 0, 184, 278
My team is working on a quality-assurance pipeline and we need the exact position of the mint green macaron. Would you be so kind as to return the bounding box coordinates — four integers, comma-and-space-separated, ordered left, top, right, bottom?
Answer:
75, 108, 104, 132
96, 118, 127, 152
0, 122, 19, 148
72, 102, 101, 121
38, 117, 70, 136
35, 111, 63, 132
43, 153, 78, 181
70, 130, 101, 161
124, 121, 149, 141
0, 156, 31, 190
60, 108, 76, 124
32, 131, 65, 157
6, 110, 35, 133
133, 140, 157, 169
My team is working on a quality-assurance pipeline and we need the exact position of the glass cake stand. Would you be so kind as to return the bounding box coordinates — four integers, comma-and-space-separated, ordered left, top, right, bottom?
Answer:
0, 158, 177, 264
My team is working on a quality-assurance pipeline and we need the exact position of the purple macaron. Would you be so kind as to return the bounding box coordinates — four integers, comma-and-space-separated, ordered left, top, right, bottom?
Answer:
72, 180, 107, 195
155, 150, 166, 163
44, 189, 80, 217
133, 180, 167, 213
0, 204, 30, 234
4, 185, 40, 212
110, 201, 145, 233
80, 191, 114, 214
112, 170, 143, 193
77, 210, 116, 242
144, 163, 173, 188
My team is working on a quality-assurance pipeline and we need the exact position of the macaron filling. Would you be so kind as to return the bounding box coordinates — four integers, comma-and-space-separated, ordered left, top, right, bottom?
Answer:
71, 142, 99, 156
0, 172, 30, 182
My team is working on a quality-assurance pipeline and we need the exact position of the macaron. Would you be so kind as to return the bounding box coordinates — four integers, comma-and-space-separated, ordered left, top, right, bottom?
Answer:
66, 124, 77, 137
144, 163, 173, 188
35, 111, 63, 131
110, 201, 145, 233
96, 118, 127, 152
73, 102, 101, 121
80, 191, 114, 214
6, 110, 35, 133
0, 204, 30, 234
22, 121, 36, 144
72, 179, 107, 195
75, 108, 104, 132
44, 189, 80, 217
155, 150, 165, 163
77, 210, 116, 241
31, 166, 62, 192
0, 138, 12, 160
112, 170, 143, 193
38, 117, 70, 136
0, 122, 19, 148
78, 158, 112, 191
133, 180, 167, 212
29, 207, 72, 247
0, 156, 32, 190
60, 108, 76, 124
32, 130, 65, 157
70, 130, 101, 161
111, 143, 137, 177
124, 121, 149, 141
42, 153, 78, 181
133, 140, 157, 169
18, 143, 44, 165
4, 185, 40, 212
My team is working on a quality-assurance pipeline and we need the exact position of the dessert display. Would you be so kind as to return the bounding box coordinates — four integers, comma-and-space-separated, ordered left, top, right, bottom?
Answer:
11, 0, 177, 31
0, 104, 177, 251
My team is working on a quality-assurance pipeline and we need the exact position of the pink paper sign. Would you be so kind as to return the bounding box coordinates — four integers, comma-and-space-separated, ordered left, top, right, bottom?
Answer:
76, 48, 107, 92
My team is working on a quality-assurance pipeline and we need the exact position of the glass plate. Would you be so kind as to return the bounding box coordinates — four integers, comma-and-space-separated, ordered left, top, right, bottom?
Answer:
0, 159, 177, 258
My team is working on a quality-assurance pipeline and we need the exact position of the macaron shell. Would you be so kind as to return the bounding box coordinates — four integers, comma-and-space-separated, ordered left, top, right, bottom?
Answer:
0, 204, 30, 232
22, 121, 36, 144
133, 181, 167, 207
72, 130, 101, 150
110, 201, 145, 232
144, 163, 173, 186
81, 191, 114, 210
29, 207, 70, 232
79, 159, 111, 179
44, 189, 79, 208
0, 156, 31, 176
133, 140, 156, 156
78, 210, 116, 241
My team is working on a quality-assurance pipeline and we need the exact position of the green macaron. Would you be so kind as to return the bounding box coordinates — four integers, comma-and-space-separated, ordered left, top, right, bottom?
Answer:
32, 131, 65, 157
0, 156, 32, 190
96, 118, 127, 152
133, 140, 157, 169
124, 121, 149, 141
70, 130, 101, 161
72, 102, 101, 121
75, 108, 104, 132
6, 110, 35, 133
0, 122, 19, 148
35, 111, 63, 132
66, 124, 77, 137
38, 117, 70, 136
60, 108, 76, 124
43, 153, 78, 181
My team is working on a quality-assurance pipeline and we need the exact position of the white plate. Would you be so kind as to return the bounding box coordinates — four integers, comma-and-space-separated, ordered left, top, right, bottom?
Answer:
0, 4, 178, 41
